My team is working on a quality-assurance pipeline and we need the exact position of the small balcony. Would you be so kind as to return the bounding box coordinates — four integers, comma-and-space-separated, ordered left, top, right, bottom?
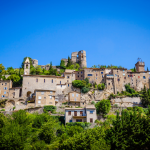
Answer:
106, 74, 114, 78
73, 114, 86, 118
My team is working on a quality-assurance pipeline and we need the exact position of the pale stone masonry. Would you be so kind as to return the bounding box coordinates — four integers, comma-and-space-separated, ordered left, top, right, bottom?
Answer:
0, 80, 12, 99
35, 89, 55, 107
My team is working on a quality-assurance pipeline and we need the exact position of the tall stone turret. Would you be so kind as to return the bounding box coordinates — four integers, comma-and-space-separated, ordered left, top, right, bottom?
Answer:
135, 61, 145, 72
24, 57, 30, 75
78, 50, 87, 68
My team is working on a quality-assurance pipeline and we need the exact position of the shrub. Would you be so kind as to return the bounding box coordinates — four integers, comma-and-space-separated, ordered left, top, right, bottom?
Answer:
91, 101, 95, 105
98, 83, 105, 90
81, 87, 90, 93
43, 105, 56, 113
72, 80, 86, 89
1, 109, 5, 111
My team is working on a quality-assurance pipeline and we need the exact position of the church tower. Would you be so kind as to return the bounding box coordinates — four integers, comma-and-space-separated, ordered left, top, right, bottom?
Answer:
24, 57, 30, 75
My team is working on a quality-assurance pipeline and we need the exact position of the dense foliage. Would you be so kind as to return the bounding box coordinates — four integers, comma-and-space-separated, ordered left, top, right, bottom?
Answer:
43, 105, 56, 113
92, 64, 125, 69
95, 99, 111, 116
1, 107, 150, 149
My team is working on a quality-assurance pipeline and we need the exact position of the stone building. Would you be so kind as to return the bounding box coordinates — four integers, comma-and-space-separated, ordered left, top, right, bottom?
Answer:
22, 60, 76, 101
0, 80, 12, 99
65, 105, 97, 123
35, 89, 55, 107
68, 91, 85, 107
74, 61, 150, 94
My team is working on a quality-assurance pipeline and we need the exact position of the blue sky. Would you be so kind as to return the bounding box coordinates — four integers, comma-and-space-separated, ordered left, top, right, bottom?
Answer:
0, 0, 150, 69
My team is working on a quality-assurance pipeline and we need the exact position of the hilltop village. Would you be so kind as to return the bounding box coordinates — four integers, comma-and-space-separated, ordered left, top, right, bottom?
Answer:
0, 50, 150, 124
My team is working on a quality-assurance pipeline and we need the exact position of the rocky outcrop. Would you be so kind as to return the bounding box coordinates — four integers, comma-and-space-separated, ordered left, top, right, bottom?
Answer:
81, 89, 113, 103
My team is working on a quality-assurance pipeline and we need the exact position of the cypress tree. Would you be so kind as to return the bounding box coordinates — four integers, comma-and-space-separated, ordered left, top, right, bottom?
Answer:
66, 56, 72, 67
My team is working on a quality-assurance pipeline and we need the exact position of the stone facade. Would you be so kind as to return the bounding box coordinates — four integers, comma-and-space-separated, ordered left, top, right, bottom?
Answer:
0, 80, 12, 99
65, 105, 97, 124
35, 90, 55, 107
111, 97, 142, 107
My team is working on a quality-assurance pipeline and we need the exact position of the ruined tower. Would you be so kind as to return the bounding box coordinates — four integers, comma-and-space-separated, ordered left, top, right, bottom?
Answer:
78, 50, 87, 68
32, 59, 38, 67
24, 57, 30, 75
71, 50, 87, 68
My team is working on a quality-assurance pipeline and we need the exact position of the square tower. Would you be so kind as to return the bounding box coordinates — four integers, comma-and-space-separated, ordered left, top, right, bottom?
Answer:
24, 57, 30, 75
135, 61, 145, 72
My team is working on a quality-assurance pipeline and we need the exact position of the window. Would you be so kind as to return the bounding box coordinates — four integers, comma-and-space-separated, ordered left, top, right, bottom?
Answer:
68, 111, 71, 115
44, 97, 46, 99
50, 96, 52, 99
88, 74, 93, 76
81, 72, 82, 74
123, 70, 125, 72
76, 119, 82, 122
52, 79, 53, 83
4, 87, 7, 90
72, 94, 74, 97
90, 111, 93, 114
96, 74, 97, 76
61, 85, 62, 87
96, 78, 97, 79
75, 98, 76, 101
38, 101, 41, 104
123, 73, 125, 76
41, 92, 44, 95
143, 76, 146, 79
101, 72, 103, 74
5, 83, 7, 85
50, 91, 53, 94
68, 84, 69, 87
102, 75, 104, 78
76, 94, 78, 97
138, 76, 140, 78
67, 80, 69, 82
124, 77, 126, 79
90, 118, 93, 123
60, 81, 61, 84
83, 103, 84, 105
118, 79, 120, 81
44, 79, 45, 83
108, 83, 110, 85
81, 75, 82, 77
69, 120, 72, 122
2, 83, 3, 85
4, 92, 6, 94
38, 96, 41, 99
74, 111, 77, 116
67, 76, 70, 78
78, 75, 79, 77
80, 111, 83, 115
36, 79, 38, 82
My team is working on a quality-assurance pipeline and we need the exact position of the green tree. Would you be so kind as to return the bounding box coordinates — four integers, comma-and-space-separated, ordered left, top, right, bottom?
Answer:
95, 99, 111, 116
60, 60, 66, 67
81, 87, 90, 93
66, 56, 72, 67
72, 80, 86, 89
141, 85, 150, 107
98, 83, 105, 90
106, 109, 150, 150
84, 78, 89, 85
7, 74, 22, 87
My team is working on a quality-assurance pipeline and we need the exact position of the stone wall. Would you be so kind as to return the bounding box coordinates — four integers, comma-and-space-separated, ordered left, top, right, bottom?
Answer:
111, 97, 142, 107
